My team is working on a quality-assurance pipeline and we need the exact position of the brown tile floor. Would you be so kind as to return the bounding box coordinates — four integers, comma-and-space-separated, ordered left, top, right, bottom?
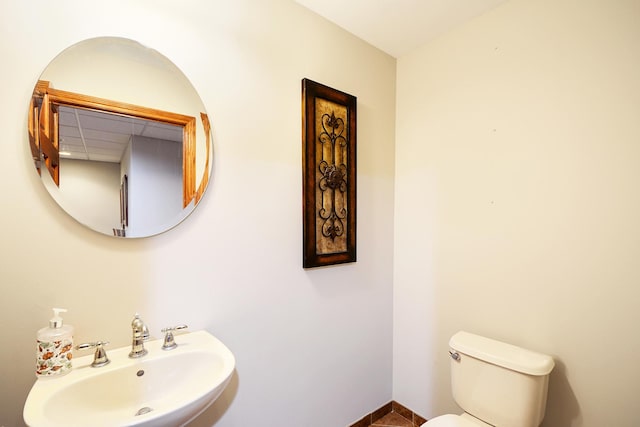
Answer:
349, 401, 426, 427
370, 411, 415, 427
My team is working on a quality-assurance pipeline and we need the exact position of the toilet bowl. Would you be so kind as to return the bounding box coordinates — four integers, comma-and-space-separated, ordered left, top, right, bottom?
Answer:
422, 413, 491, 427
421, 331, 554, 427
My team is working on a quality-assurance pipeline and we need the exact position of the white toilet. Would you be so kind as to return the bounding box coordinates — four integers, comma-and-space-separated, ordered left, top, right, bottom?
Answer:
423, 331, 554, 427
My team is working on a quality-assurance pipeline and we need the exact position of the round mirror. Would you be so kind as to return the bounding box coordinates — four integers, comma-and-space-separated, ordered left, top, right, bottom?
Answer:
28, 37, 212, 238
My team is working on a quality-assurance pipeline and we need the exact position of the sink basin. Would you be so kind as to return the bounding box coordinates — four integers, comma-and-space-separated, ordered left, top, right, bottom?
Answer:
24, 330, 235, 427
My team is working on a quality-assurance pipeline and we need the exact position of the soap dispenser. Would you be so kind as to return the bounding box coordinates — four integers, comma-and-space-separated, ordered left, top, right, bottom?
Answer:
36, 308, 74, 377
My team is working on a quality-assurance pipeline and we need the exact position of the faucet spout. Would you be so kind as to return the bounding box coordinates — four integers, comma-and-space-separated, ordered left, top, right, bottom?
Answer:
129, 314, 149, 358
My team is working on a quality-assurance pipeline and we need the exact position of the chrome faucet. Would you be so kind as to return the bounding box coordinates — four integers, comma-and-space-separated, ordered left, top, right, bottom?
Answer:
129, 314, 149, 358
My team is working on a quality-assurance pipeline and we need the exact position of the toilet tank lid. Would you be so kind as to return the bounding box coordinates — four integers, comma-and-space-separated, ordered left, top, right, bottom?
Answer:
449, 331, 554, 376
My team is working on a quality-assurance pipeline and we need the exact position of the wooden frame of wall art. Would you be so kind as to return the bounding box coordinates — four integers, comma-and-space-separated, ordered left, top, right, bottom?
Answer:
302, 78, 357, 268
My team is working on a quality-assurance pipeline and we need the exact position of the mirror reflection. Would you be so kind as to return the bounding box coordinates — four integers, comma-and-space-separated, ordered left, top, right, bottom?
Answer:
28, 37, 212, 238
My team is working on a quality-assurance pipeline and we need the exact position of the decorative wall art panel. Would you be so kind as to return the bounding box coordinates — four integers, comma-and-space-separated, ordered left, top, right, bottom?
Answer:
302, 78, 356, 268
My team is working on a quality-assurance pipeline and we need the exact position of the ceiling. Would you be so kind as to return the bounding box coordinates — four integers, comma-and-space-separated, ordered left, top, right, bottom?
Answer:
58, 106, 182, 163
295, 0, 509, 58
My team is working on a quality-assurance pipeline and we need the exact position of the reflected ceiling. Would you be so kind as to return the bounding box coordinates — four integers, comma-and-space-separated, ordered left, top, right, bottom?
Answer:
58, 107, 182, 163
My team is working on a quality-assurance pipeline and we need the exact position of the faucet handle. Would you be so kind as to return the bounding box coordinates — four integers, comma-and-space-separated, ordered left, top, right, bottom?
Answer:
160, 325, 188, 350
75, 341, 110, 367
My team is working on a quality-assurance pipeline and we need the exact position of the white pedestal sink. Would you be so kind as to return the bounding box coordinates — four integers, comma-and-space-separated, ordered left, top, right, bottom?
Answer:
24, 330, 235, 427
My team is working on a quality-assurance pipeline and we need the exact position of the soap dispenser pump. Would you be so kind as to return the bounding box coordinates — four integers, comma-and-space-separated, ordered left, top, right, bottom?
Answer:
36, 308, 74, 377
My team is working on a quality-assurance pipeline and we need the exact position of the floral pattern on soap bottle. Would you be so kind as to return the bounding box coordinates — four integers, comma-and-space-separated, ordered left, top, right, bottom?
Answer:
36, 338, 73, 377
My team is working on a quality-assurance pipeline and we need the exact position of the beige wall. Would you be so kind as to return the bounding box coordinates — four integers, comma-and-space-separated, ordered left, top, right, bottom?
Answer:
0, 1, 396, 426
393, 0, 640, 425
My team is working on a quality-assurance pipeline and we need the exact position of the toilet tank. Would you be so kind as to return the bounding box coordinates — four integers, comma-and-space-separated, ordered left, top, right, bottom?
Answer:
449, 331, 554, 427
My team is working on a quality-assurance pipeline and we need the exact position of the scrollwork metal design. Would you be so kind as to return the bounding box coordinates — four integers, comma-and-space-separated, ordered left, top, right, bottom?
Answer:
318, 111, 348, 241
